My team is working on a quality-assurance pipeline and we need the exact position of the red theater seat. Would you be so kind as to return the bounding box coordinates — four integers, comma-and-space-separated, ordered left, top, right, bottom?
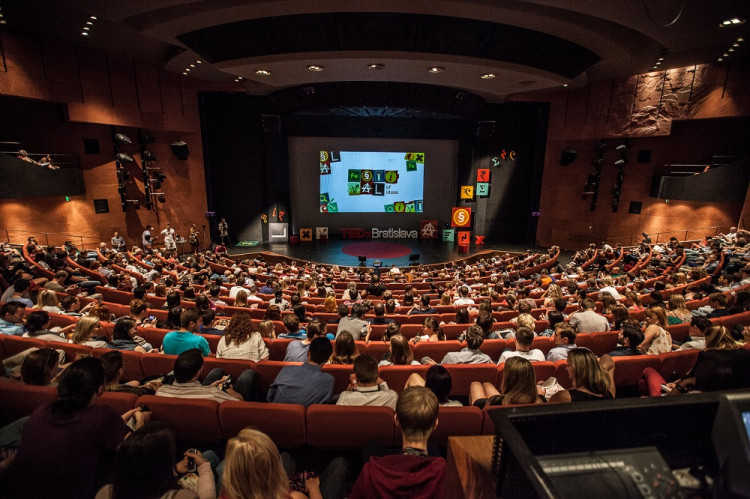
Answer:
2, 335, 46, 357
613, 356, 661, 388
321, 364, 355, 394
306, 405, 395, 449
202, 357, 257, 380
478, 339, 507, 363
657, 350, 699, 381
52, 342, 92, 363
590, 331, 619, 356
408, 406, 483, 447
219, 401, 306, 448
379, 365, 429, 394
141, 353, 178, 378
365, 341, 389, 361
255, 361, 301, 394
413, 340, 463, 364
136, 395, 222, 444
269, 339, 294, 361
444, 364, 499, 396
95, 391, 138, 414
92, 349, 145, 383
0, 383, 56, 426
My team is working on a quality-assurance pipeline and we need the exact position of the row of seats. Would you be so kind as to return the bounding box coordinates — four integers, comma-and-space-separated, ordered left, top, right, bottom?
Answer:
0, 333, 703, 396
0, 382, 491, 448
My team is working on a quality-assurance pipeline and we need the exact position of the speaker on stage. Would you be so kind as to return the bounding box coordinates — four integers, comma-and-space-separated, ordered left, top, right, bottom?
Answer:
358, 256, 367, 266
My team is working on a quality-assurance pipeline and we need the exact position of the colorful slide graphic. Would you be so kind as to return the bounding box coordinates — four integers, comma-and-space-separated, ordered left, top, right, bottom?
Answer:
319, 151, 424, 213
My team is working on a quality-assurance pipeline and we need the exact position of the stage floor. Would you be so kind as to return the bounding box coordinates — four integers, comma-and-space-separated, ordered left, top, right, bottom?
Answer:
226, 238, 572, 268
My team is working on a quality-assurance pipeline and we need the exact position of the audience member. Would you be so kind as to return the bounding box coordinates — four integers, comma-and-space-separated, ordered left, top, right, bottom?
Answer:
337, 355, 398, 409
470, 357, 545, 407
216, 313, 269, 361
498, 326, 544, 363
569, 298, 609, 333
546, 323, 578, 361
267, 337, 334, 406
162, 308, 210, 356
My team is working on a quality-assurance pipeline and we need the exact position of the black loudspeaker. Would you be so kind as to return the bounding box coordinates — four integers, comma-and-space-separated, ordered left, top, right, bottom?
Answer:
637, 149, 652, 163
170, 141, 190, 160
628, 201, 642, 214
93, 199, 110, 214
559, 148, 578, 166
83, 138, 100, 155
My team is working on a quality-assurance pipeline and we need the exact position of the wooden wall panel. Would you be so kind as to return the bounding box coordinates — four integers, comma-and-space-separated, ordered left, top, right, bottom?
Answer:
0, 33, 48, 100
76, 46, 111, 109
42, 40, 83, 103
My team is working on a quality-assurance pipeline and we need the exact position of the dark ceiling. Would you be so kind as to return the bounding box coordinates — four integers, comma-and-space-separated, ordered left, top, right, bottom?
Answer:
1, 0, 749, 116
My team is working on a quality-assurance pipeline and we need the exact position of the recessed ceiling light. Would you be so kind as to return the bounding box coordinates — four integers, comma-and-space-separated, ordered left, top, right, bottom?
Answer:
733, 43, 740, 47
368, 63, 385, 70
652, 66, 658, 69
89, 15, 97, 20
81, 32, 88, 36
190, 64, 195, 67
86, 21, 93, 25
655, 61, 661, 65
0, 20, 5, 25
729, 48, 736, 52
237, 76, 243, 80
427, 66, 445, 73
83, 26, 90, 30
738, 37, 745, 42
723, 52, 730, 57
196, 60, 202, 64
563, 83, 568, 87
658, 57, 664, 61
255, 69, 271, 76
717, 58, 724, 62
185, 68, 191, 72
182, 72, 188, 75
480, 73, 496, 79
720, 17, 746, 27
307, 65, 324, 71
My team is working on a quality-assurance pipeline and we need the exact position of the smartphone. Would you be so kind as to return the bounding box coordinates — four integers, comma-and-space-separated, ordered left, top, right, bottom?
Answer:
147, 315, 156, 321
187, 448, 198, 473
221, 376, 232, 391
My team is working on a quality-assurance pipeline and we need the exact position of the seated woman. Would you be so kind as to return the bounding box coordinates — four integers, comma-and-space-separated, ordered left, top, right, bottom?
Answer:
666, 294, 692, 324
70, 315, 109, 348
608, 322, 645, 357
637, 307, 673, 355
161, 291, 182, 311
404, 364, 462, 406
96, 422, 215, 499
449, 307, 471, 325
323, 293, 338, 313
342, 281, 359, 302
23, 310, 72, 342
600, 293, 617, 315
108, 317, 151, 353
610, 305, 632, 331
622, 290, 644, 314
378, 334, 421, 366
328, 331, 359, 365
4, 357, 148, 498
411, 316, 446, 343
549, 349, 615, 403
257, 319, 276, 340
232, 289, 250, 308
470, 357, 545, 407
21, 348, 63, 386
216, 313, 269, 362
263, 305, 282, 322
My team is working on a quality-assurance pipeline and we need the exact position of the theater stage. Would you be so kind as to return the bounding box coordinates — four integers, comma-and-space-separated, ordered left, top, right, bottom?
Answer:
226, 237, 570, 268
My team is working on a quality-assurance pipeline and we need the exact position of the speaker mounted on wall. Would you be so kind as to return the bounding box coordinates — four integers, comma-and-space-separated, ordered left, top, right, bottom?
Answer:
628, 201, 642, 214
93, 199, 110, 214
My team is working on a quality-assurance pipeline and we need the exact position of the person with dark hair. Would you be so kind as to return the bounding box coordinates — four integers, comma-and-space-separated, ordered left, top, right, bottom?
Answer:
677, 316, 712, 351
371, 302, 392, 325
277, 314, 305, 339
0, 302, 26, 336
267, 337, 334, 407
4, 357, 148, 498
200, 309, 223, 335
269, 288, 289, 311
546, 323, 578, 361
540, 310, 565, 336
707, 292, 729, 318
328, 331, 359, 365
364, 274, 386, 297
156, 349, 254, 402
161, 308, 210, 356
434, 325, 491, 364
96, 422, 215, 499
20, 348, 61, 386
350, 387, 446, 498
161, 291, 182, 310
284, 318, 330, 362
475, 311, 499, 339
608, 322, 646, 357
407, 294, 437, 316
100, 350, 160, 396
498, 326, 544, 363
337, 355, 398, 409
217, 313, 269, 362
22, 310, 70, 342
413, 316, 446, 343
108, 317, 148, 353
337, 302, 370, 340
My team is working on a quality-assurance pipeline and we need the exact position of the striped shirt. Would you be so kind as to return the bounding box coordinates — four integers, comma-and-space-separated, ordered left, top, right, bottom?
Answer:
156, 381, 238, 403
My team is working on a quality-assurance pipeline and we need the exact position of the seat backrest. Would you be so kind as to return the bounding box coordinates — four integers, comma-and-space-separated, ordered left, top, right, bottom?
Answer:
590, 331, 620, 356
0, 382, 57, 426
136, 395, 222, 444
441, 324, 468, 340
321, 364, 355, 394
52, 342, 93, 363
268, 339, 295, 361
306, 405, 395, 449
137, 327, 170, 349
478, 339, 507, 363
140, 353, 178, 378
722, 311, 750, 330
666, 323, 690, 342
612, 356, 661, 387
365, 341, 389, 362
413, 340, 463, 364
219, 401, 306, 448
443, 364, 499, 396
379, 365, 429, 394
202, 357, 256, 380
94, 391, 138, 414
657, 350, 699, 381
255, 361, 301, 394
427, 406, 484, 447
2, 335, 46, 357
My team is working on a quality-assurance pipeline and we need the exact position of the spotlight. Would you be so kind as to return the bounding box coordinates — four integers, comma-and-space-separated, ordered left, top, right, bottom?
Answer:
158, 194, 166, 203
142, 150, 158, 161
615, 144, 628, 153
156, 172, 167, 182
152, 180, 162, 190
116, 152, 134, 163
614, 158, 626, 166
114, 133, 132, 145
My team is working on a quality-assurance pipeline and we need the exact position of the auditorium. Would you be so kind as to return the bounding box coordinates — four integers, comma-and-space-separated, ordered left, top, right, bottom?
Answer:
1, 1, 750, 497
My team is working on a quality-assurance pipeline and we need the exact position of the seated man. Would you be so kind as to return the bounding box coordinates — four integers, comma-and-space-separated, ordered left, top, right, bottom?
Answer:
337, 303, 370, 341
350, 386, 446, 498
435, 325, 492, 365
155, 348, 254, 402
0, 302, 26, 336
284, 318, 328, 362
569, 298, 609, 333
267, 337, 334, 406
677, 316, 712, 351
337, 355, 398, 410
498, 326, 545, 363
161, 308, 211, 356
546, 323, 578, 361
277, 314, 305, 339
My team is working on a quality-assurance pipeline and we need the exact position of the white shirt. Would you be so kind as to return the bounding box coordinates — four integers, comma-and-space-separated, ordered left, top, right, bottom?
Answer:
336, 382, 398, 410
598, 286, 622, 301
498, 349, 545, 364
216, 333, 269, 362
453, 297, 475, 306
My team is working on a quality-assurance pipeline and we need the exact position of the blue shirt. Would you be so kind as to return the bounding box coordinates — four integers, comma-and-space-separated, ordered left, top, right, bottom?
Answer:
0, 319, 24, 336
284, 340, 310, 362
162, 330, 211, 356
267, 362, 334, 407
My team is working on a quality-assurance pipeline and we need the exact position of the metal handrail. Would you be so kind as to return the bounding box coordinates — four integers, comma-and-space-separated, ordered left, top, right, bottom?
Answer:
604, 225, 735, 247
3, 228, 102, 249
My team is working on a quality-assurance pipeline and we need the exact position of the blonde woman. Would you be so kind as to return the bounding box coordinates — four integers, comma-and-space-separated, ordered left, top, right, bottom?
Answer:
323, 293, 338, 313
549, 348, 615, 403
70, 315, 108, 348
542, 283, 563, 308
257, 320, 276, 339
666, 294, 692, 324
342, 281, 359, 302
637, 307, 673, 355
470, 357, 545, 407
34, 289, 63, 314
